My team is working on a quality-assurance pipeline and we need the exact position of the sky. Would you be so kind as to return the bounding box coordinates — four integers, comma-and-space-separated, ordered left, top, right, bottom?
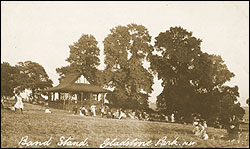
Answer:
1, 1, 249, 106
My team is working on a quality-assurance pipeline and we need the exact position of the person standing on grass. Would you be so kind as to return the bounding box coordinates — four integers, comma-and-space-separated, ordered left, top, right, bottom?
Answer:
91, 105, 96, 116
227, 115, 240, 142
14, 93, 24, 114
101, 106, 104, 118
171, 113, 175, 122
73, 100, 78, 115
101, 106, 108, 118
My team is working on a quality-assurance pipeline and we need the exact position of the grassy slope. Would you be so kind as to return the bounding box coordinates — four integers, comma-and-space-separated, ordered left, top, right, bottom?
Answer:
1, 103, 249, 148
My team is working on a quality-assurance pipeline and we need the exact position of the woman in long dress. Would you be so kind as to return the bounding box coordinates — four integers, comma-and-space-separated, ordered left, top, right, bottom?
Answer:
14, 94, 24, 114
91, 105, 96, 116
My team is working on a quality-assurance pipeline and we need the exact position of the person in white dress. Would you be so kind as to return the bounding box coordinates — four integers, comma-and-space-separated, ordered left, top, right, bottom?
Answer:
171, 113, 175, 122
14, 94, 24, 114
91, 105, 96, 116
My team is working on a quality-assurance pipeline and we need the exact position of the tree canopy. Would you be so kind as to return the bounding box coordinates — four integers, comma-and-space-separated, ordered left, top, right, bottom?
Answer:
103, 24, 154, 109
16, 61, 53, 101
51, 24, 244, 127
1, 62, 20, 98
150, 27, 244, 126
56, 34, 100, 85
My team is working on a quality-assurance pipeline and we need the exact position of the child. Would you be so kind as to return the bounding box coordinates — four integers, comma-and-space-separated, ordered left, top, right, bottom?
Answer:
14, 94, 24, 114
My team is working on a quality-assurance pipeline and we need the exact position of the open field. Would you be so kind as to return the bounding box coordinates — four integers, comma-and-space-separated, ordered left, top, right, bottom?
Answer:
1, 103, 249, 148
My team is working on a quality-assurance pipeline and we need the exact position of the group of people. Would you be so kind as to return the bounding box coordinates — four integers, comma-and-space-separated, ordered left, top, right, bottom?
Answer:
127, 111, 150, 120
192, 117, 209, 140
78, 105, 97, 116
77, 104, 151, 121
3, 93, 242, 143
100, 105, 127, 119
192, 115, 242, 142
100, 105, 150, 120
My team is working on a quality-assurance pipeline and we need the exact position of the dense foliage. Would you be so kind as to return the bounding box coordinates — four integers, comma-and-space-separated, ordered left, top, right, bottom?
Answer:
1, 62, 20, 98
56, 34, 101, 84
102, 24, 154, 110
1, 61, 53, 101
15, 61, 53, 101
2, 24, 243, 127
150, 27, 245, 126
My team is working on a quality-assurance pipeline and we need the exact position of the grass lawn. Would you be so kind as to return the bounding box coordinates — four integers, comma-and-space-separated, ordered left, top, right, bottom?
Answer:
1, 103, 249, 148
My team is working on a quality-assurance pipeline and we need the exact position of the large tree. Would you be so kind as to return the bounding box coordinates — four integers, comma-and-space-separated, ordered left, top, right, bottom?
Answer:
103, 24, 154, 110
56, 34, 101, 84
1, 62, 20, 98
150, 27, 244, 125
16, 61, 53, 101
150, 27, 203, 118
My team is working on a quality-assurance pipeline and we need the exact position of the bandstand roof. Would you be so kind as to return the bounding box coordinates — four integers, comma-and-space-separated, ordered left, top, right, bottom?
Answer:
44, 73, 109, 93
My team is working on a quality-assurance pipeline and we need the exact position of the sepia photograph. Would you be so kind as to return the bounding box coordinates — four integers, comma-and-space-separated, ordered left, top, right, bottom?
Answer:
1, 1, 249, 148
